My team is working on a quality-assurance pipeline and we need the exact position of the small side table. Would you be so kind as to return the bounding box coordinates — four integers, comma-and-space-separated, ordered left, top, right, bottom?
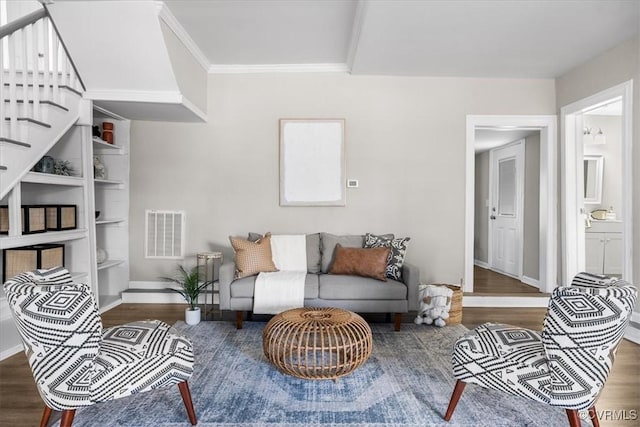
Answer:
196, 252, 223, 320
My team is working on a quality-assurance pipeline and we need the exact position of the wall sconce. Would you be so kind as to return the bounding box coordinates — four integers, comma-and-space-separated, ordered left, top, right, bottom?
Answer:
583, 127, 606, 145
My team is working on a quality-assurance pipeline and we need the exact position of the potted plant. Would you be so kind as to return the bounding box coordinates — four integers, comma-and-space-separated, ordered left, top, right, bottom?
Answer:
162, 265, 208, 325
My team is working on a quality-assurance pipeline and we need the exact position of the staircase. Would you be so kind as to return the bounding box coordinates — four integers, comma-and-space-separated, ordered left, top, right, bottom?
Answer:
0, 8, 85, 200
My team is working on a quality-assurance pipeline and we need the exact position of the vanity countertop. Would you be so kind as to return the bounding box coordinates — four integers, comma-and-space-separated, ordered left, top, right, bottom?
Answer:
587, 220, 623, 233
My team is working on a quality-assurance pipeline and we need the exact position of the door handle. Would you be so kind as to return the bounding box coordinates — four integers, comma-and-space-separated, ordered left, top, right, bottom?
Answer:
490, 215, 496, 220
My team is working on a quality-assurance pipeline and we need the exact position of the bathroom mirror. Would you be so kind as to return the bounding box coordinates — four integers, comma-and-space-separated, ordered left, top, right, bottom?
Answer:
584, 155, 603, 204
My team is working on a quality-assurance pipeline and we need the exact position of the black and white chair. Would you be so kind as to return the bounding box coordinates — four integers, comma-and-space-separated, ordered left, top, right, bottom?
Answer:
444, 273, 637, 427
3, 267, 197, 427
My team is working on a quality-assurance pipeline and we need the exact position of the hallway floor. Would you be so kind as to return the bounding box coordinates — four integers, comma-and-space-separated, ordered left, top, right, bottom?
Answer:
473, 266, 542, 294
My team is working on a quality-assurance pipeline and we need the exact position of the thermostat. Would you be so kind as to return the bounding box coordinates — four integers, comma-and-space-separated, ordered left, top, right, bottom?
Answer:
347, 179, 359, 188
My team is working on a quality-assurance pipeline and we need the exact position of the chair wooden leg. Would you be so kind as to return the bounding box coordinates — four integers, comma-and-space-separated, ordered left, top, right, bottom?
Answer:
178, 381, 197, 425
444, 380, 466, 421
235, 311, 244, 329
393, 313, 402, 331
40, 406, 52, 427
588, 406, 600, 427
60, 409, 76, 427
565, 409, 581, 427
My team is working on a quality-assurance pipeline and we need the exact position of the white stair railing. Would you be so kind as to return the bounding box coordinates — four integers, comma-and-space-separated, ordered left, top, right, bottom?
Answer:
0, 7, 85, 144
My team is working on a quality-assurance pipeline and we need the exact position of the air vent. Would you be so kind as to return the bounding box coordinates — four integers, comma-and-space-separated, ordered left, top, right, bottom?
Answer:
145, 210, 185, 259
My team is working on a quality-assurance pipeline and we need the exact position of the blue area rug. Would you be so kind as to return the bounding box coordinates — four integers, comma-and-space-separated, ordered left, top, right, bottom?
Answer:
67, 321, 585, 426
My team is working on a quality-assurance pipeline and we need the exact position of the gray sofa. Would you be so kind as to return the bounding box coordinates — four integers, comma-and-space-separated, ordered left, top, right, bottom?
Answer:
219, 232, 421, 330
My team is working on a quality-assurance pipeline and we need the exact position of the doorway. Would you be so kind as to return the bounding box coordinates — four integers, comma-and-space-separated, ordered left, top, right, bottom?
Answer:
561, 81, 633, 285
488, 140, 524, 279
464, 115, 557, 294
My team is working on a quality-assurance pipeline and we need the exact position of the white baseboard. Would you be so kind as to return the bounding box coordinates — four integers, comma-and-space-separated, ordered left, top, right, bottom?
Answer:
474, 260, 489, 269
463, 295, 550, 308
0, 344, 23, 361
129, 280, 168, 290
521, 275, 540, 288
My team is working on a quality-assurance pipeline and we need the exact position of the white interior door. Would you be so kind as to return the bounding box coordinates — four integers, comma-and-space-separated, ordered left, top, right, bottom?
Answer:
489, 141, 524, 278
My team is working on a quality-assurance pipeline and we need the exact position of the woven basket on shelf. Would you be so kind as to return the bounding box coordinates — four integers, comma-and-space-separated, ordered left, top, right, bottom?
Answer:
432, 283, 463, 325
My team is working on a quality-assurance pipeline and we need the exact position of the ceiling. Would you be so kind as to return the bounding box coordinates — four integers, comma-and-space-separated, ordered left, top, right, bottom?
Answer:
164, 0, 640, 78
475, 129, 539, 153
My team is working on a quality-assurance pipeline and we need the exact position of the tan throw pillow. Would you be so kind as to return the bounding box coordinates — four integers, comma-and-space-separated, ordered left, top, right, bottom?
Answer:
329, 244, 390, 281
229, 232, 277, 278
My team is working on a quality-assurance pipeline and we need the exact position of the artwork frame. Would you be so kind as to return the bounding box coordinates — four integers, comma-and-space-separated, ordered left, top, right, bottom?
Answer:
279, 119, 346, 206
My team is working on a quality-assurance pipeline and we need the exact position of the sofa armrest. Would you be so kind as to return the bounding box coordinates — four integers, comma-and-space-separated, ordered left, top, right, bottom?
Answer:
402, 262, 421, 312
219, 261, 236, 310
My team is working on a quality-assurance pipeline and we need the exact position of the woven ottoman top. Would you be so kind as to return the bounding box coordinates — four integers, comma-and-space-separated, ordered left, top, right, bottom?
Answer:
263, 307, 373, 381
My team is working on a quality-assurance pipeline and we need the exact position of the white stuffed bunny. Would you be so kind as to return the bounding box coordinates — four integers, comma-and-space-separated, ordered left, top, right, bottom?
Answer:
414, 284, 453, 327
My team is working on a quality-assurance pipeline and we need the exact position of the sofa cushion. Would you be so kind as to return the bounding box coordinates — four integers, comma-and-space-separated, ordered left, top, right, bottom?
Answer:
231, 273, 319, 299
329, 244, 390, 281
248, 232, 321, 274
229, 233, 277, 278
306, 233, 321, 274
364, 233, 410, 280
319, 274, 407, 300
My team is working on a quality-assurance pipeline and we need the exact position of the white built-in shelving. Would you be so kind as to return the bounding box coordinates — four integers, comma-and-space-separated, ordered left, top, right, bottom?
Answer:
0, 103, 130, 313
92, 105, 130, 309
0, 113, 93, 290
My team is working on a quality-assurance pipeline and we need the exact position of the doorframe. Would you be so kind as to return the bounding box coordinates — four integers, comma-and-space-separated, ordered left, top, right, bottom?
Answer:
465, 115, 557, 293
487, 139, 525, 279
560, 80, 633, 285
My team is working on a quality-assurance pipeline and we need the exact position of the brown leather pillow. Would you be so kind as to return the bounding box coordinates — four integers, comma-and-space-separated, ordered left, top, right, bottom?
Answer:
329, 244, 390, 281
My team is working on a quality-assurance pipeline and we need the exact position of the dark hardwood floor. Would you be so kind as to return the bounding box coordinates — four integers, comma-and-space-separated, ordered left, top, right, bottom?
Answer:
1, 303, 638, 427
473, 265, 543, 294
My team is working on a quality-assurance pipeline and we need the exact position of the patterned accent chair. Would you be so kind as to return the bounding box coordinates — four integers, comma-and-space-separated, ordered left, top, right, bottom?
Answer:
3, 267, 197, 427
444, 273, 637, 427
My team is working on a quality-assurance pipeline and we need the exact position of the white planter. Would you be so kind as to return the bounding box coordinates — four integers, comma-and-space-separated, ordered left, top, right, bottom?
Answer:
185, 307, 201, 325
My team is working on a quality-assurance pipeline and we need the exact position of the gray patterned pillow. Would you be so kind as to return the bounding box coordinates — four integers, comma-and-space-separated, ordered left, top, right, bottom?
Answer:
364, 233, 410, 281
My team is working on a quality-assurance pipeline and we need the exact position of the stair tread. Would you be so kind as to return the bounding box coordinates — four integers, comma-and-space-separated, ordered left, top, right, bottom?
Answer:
4, 117, 52, 128
3, 83, 82, 96
4, 99, 69, 112
123, 288, 173, 293
0, 137, 30, 148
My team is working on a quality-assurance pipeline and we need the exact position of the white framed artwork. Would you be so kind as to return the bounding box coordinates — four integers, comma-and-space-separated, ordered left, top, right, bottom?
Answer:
279, 119, 346, 206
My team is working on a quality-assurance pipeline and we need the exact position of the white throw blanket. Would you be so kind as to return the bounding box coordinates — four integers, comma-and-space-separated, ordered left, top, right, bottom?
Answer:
270, 234, 307, 271
253, 271, 307, 314
253, 234, 307, 315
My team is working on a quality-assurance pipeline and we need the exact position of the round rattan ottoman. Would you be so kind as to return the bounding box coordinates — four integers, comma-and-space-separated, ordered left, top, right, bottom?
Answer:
263, 307, 373, 381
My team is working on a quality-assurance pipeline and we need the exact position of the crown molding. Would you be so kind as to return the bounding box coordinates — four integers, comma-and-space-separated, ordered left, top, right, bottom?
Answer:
156, 1, 210, 72
209, 63, 350, 74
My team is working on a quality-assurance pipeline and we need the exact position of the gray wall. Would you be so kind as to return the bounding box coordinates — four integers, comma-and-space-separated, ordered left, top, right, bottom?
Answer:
474, 151, 490, 264
583, 115, 623, 217
129, 73, 556, 284
555, 34, 638, 312
160, 21, 208, 114
473, 133, 540, 280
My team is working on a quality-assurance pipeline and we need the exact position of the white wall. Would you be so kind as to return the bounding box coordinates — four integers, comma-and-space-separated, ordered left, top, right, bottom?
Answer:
555, 35, 638, 312
129, 73, 556, 284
